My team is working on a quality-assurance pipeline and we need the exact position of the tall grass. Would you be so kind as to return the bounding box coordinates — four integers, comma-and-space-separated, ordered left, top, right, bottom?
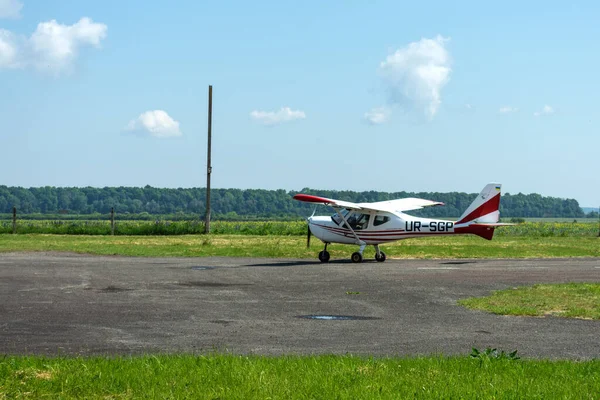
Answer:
0, 220, 597, 237
494, 222, 598, 237
0, 220, 306, 236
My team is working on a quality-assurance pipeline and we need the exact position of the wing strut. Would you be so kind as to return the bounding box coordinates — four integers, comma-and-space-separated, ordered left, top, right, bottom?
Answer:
333, 206, 365, 246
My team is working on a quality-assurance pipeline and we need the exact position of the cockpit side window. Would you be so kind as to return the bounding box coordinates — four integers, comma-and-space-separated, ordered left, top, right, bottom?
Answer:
374, 215, 390, 226
348, 213, 370, 230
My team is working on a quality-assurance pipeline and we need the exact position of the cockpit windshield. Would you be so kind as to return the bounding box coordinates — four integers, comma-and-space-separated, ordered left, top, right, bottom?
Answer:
331, 208, 350, 225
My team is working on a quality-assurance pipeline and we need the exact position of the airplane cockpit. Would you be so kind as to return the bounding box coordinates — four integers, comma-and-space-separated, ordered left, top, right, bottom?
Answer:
331, 209, 372, 230
331, 209, 394, 230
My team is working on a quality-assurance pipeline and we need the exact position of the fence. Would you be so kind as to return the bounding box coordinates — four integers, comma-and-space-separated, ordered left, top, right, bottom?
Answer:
3, 207, 600, 237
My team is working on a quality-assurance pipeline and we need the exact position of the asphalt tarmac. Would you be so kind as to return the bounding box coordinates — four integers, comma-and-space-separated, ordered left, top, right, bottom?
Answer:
0, 253, 599, 359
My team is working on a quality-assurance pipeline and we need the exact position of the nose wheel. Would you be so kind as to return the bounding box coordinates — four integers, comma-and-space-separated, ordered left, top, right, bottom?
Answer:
318, 250, 330, 263
318, 243, 330, 263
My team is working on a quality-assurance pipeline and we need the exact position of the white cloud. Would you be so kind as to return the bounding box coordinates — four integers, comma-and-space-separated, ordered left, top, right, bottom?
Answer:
379, 35, 451, 118
364, 107, 390, 125
0, 17, 107, 73
250, 107, 306, 126
126, 110, 182, 138
534, 105, 555, 117
499, 106, 518, 114
30, 17, 107, 70
0, 29, 19, 68
0, 0, 22, 19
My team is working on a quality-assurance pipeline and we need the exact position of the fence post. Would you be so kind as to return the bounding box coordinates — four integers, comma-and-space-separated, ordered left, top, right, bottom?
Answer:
12, 206, 16, 234
110, 207, 115, 236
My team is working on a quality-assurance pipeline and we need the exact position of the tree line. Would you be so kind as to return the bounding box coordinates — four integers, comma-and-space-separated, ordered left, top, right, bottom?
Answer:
0, 185, 586, 219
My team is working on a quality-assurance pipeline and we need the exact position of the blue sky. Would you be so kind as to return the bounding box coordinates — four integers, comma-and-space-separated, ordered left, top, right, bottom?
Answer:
1, 1, 599, 206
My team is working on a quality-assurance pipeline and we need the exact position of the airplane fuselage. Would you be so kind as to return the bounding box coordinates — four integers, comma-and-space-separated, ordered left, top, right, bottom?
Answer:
308, 211, 459, 245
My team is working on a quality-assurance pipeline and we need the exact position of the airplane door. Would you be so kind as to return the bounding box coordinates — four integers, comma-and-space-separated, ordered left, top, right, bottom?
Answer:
349, 212, 370, 230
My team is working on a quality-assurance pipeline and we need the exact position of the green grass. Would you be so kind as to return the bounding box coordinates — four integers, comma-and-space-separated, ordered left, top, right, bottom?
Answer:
0, 234, 598, 258
459, 283, 600, 319
1, 354, 600, 399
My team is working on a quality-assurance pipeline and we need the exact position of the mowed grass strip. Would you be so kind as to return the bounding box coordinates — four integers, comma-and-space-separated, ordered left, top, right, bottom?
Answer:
2, 355, 600, 399
0, 234, 598, 259
459, 283, 600, 319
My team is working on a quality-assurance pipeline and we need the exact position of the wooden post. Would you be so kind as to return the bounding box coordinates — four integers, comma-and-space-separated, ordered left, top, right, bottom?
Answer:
12, 206, 16, 234
205, 85, 213, 234
110, 207, 115, 236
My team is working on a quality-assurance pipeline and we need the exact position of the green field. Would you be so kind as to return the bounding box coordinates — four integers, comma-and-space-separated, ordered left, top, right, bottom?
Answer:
1, 354, 599, 399
1, 219, 598, 237
0, 234, 598, 258
459, 283, 600, 319
509, 217, 598, 223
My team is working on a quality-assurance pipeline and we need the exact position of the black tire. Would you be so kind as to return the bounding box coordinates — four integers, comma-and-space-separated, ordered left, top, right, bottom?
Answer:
351, 252, 363, 263
318, 251, 330, 263
376, 251, 387, 262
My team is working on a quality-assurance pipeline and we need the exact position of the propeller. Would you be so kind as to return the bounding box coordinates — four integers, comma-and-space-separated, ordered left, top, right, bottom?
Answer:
306, 206, 316, 248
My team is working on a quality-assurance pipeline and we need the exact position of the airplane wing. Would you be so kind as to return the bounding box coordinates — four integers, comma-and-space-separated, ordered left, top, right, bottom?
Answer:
292, 194, 363, 210
293, 194, 444, 213
364, 198, 445, 213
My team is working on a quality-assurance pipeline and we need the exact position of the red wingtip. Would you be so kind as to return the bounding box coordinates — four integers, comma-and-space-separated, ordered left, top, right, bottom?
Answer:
293, 194, 330, 203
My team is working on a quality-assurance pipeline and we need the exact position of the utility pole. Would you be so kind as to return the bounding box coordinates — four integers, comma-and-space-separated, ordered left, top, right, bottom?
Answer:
110, 207, 115, 236
204, 85, 213, 234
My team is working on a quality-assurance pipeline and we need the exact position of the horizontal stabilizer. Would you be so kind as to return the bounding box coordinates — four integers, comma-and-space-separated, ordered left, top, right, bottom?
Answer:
469, 223, 515, 227
455, 222, 513, 240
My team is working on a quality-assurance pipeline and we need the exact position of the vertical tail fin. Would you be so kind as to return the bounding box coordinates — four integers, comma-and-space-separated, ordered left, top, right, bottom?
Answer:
456, 183, 502, 225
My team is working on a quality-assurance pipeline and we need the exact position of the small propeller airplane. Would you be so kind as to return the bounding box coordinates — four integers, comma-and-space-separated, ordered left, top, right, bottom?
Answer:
293, 183, 511, 263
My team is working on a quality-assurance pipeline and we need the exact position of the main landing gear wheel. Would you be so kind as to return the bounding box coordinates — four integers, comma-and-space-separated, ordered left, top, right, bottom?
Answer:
318, 251, 330, 263
375, 251, 387, 262
351, 252, 363, 263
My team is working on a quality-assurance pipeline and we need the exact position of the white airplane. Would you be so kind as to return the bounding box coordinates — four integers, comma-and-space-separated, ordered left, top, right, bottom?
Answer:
293, 183, 510, 263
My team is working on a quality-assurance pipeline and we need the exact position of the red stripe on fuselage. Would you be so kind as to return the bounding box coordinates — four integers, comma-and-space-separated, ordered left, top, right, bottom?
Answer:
314, 223, 459, 242
313, 223, 405, 236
